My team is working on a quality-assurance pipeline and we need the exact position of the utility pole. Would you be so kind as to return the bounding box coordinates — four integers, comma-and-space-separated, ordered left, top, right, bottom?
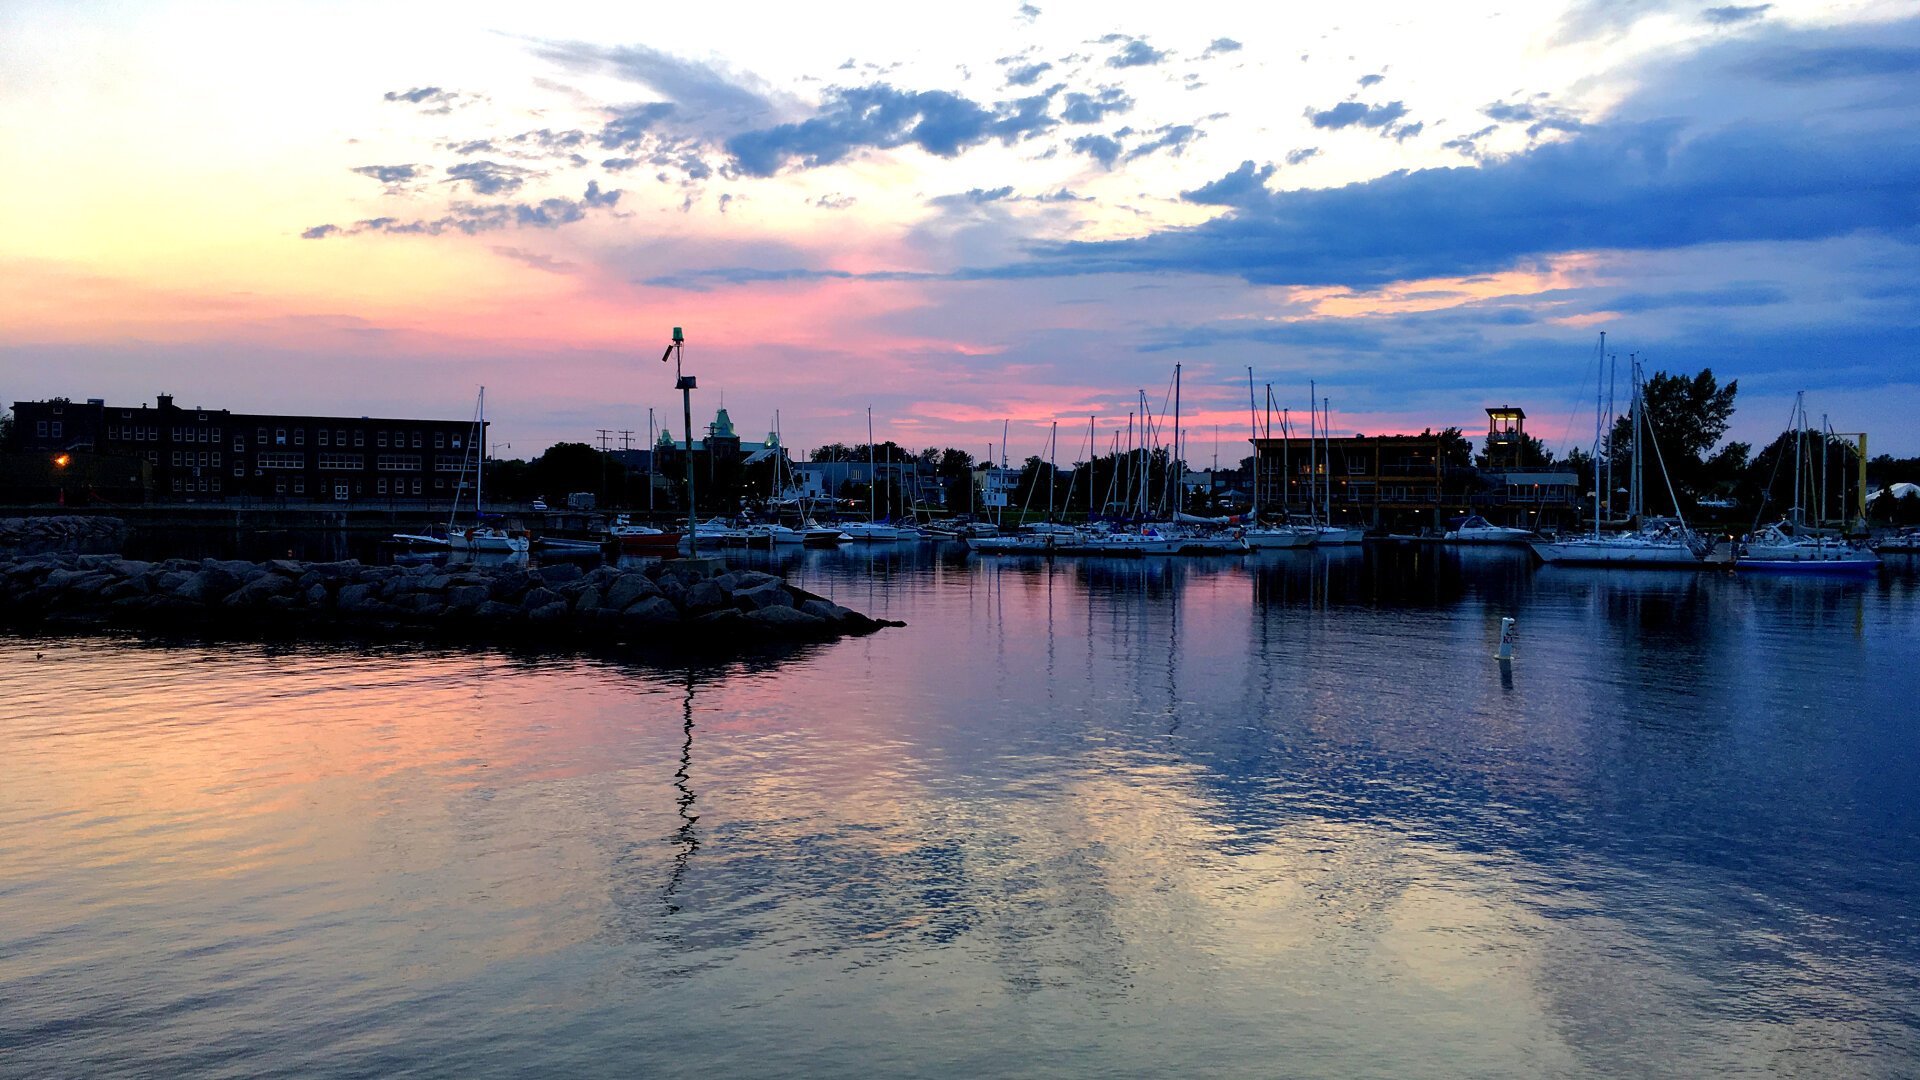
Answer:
660, 327, 698, 556
619, 430, 634, 451
596, 429, 612, 451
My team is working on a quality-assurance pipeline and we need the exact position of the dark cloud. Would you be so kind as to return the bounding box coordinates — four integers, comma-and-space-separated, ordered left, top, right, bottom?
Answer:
723, 83, 1057, 176
1202, 38, 1242, 57
351, 164, 421, 185
1305, 100, 1409, 130
1122, 124, 1201, 163
1106, 39, 1168, 68
1358, 73, 1385, 88
1026, 109, 1920, 288
384, 86, 445, 105
302, 184, 618, 239
449, 139, 496, 156
1602, 284, 1787, 312
1284, 147, 1322, 166
1751, 44, 1920, 82
1060, 88, 1132, 124
1006, 61, 1054, 86
930, 186, 1017, 209
1070, 134, 1123, 168
531, 41, 775, 125
1181, 161, 1275, 207
598, 102, 678, 150
446, 160, 537, 196
1703, 4, 1770, 24
1442, 125, 1499, 157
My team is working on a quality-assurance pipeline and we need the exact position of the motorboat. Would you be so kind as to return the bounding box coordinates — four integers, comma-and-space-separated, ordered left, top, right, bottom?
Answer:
838, 521, 902, 542
1243, 525, 1316, 549
1529, 519, 1714, 568
1442, 515, 1537, 544
1735, 522, 1878, 574
608, 516, 682, 556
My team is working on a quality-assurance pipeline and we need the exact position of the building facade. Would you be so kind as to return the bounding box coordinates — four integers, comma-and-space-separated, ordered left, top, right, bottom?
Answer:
9, 395, 483, 505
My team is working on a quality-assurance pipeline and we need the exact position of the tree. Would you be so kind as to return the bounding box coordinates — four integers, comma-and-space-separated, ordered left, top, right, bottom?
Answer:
0, 407, 13, 451
1607, 368, 1740, 506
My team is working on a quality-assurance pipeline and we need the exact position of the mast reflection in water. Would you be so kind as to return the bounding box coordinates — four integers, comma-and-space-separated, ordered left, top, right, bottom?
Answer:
2, 545, 1916, 1077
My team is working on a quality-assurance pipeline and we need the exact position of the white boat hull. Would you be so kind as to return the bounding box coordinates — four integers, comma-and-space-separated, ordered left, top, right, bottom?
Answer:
1528, 539, 1703, 567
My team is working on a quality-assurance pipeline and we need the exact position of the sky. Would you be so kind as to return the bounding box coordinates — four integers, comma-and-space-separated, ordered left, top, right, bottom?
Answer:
2, 0, 1916, 462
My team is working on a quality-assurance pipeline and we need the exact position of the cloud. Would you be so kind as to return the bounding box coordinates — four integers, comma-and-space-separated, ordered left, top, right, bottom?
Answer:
598, 101, 677, 150
446, 160, 538, 196
930, 185, 1017, 208
1059, 88, 1132, 124
1703, 4, 1770, 24
1305, 100, 1409, 130
1358, 73, 1385, 88
1201, 38, 1242, 58
350, 164, 421, 190
1069, 133, 1123, 168
1019, 3, 1041, 21
1026, 107, 1920, 288
491, 246, 580, 274
815, 193, 856, 209
301, 184, 621, 239
1284, 147, 1322, 165
1181, 160, 1275, 207
1122, 124, 1201, 162
1106, 39, 1168, 68
1749, 44, 1920, 82
1600, 284, 1788, 312
723, 83, 1057, 176
1005, 61, 1053, 86
529, 39, 775, 122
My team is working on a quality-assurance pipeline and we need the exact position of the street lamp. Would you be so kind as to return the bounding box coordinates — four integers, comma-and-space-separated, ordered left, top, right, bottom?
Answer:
661, 326, 698, 556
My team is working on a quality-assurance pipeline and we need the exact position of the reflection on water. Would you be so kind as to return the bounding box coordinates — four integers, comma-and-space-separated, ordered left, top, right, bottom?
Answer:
2, 547, 1917, 1077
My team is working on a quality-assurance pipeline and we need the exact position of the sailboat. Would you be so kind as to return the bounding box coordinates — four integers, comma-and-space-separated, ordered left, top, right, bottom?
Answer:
1528, 350, 1712, 568
394, 387, 528, 555
1734, 393, 1878, 574
841, 407, 902, 541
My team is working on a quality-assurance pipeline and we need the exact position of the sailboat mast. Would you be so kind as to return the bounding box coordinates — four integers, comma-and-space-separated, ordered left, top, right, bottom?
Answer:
1308, 380, 1318, 526
1049, 420, 1058, 520
1593, 336, 1604, 539
1323, 395, 1333, 526
1173, 363, 1183, 517
476, 386, 485, 518
1247, 369, 1259, 519
867, 407, 876, 522
1791, 392, 1805, 527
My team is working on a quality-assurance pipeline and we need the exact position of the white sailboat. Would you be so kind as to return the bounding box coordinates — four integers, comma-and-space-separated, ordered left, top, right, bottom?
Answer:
1529, 348, 1711, 568
1734, 394, 1877, 573
1443, 515, 1536, 544
395, 386, 528, 555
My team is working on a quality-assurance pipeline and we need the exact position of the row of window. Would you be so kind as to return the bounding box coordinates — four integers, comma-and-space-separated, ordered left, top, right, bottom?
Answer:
170, 477, 223, 493
35, 420, 65, 439
169, 451, 222, 467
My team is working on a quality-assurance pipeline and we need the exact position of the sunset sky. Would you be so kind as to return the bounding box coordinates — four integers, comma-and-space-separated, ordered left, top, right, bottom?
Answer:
3, 0, 1916, 460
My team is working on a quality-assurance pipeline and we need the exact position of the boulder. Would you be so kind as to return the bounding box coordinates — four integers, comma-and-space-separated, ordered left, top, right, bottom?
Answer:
800, 598, 858, 624
528, 600, 569, 624
715, 569, 779, 593
733, 580, 793, 611
620, 596, 681, 627
743, 605, 828, 633
444, 584, 490, 612
684, 580, 729, 615
521, 586, 562, 612
473, 600, 521, 622
602, 573, 661, 611
335, 582, 381, 613
223, 574, 294, 607
569, 585, 603, 613
536, 563, 584, 587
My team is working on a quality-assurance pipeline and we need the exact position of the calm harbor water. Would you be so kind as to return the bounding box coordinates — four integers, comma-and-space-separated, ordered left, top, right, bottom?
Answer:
3, 545, 1918, 1077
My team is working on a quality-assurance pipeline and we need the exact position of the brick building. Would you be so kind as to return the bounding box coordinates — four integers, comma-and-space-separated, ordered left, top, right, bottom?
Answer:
9, 395, 482, 505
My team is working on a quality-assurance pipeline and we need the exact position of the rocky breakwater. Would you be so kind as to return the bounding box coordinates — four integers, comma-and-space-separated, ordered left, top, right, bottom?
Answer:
0, 553, 898, 648
0, 516, 127, 556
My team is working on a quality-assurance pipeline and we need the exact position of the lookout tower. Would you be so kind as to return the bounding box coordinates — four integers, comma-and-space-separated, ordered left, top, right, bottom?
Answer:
1485, 407, 1526, 469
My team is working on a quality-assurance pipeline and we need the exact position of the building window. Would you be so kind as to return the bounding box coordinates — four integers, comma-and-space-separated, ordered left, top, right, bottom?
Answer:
234, 466, 244, 477
377, 454, 421, 472
233, 438, 244, 451
410, 478, 421, 495
50, 421, 62, 439
294, 429, 304, 446
257, 451, 304, 469
435, 478, 445, 490
170, 451, 181, 466
256, 427, 267, 445
434, 433, 445, 448
451, 434, 463, 449
353, 431, 363, 447
293, 479, 305, 494
275, 428, 286, 446
377, 431, 388, 448
212, 427, 221, 440
275, 478, 286, 494
35, 420, 48, 437
318, 453, 364, 470
211, 478, 221, 492
318, 430, 329, 447
212, 452, 221, 466
377, 478, 388, 494
171, 478, 183, 493
411, 432, 422, 448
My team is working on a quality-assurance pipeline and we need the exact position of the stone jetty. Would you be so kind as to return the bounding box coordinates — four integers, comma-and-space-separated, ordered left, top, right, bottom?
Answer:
0, 551, 897, 648
0, 515, 126, 556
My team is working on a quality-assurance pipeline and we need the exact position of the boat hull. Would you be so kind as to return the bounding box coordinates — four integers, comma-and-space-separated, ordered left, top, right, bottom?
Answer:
1528, 540, 1705, 568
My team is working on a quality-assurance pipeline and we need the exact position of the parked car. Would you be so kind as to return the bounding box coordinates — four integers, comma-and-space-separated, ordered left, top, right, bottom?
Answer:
530, 498, 549, 511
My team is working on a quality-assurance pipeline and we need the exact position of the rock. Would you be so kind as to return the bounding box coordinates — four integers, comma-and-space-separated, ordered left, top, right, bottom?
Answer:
743, 605, 828, 633
684, 580, 729, 615
693, 608, 745, 631
569, 585, 603, 612
521, 586, 562, 612
336, 583, 381, 613
304, 583, 329, 606
265, 559, 306, 577
528, 600, 569, 624
444, 584, 490, 611
223, 574, 293, 607
656, 575, 689, 610
422, 574, 453, 592
474, 601, 521, 622
733, 580, 793, 611
800, 598, 857, 623
620, 596, 680, 627
715, 570, 779, 593
490, 569, 532, 602
536, 563, 584, 587
602, 573, 661, 611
